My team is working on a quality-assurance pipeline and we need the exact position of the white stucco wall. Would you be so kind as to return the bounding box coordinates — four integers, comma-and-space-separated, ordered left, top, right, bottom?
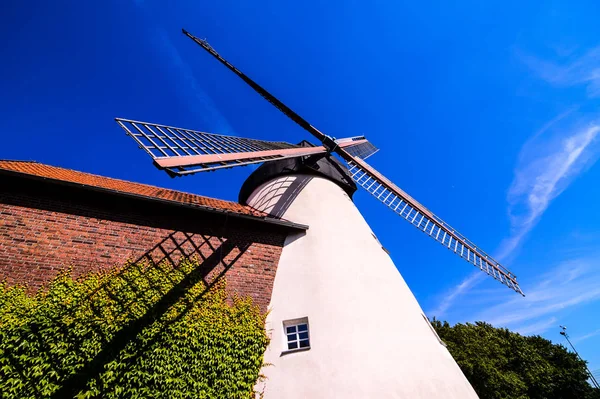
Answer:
247, 174, 478, 399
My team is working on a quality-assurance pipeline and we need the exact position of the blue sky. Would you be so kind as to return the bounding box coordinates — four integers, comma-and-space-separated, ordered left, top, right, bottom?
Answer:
2, 1, 600, 373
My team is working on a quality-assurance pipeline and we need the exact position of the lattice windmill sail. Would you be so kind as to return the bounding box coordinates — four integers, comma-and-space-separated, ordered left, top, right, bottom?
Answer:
117, 28, 523, 399
116, 118, 374, 176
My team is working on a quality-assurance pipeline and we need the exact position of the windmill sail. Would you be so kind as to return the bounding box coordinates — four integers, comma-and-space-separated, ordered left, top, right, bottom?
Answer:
181, 28, 523, 295
339, 138, 379, 160
343, 152, 522, 294
182, 29, 332, 146
116, 118, 372, 175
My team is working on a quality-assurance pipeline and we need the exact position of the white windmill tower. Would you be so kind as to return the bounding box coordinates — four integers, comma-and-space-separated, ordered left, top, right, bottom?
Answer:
116, 29, 523, 399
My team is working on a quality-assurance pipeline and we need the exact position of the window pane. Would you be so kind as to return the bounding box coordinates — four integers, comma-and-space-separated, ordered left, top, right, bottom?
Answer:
287, 333, 297, 342
286, 326, 296, 334
299, 339, 310, 348
297, 324, 308, 332
299, 331, 309, 340
288, 341, 298, 350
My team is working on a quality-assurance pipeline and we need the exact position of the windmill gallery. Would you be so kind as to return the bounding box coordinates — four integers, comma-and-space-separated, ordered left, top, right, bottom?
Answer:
0, 29, 523, 398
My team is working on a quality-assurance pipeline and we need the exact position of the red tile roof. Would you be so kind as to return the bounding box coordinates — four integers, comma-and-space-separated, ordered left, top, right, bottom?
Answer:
0, 160, 266, 218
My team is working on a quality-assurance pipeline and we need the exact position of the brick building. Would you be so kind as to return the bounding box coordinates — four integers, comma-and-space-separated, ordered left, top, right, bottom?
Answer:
0, 160, 306, 313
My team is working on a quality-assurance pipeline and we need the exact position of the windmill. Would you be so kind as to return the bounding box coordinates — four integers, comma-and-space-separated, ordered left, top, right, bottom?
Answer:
116, 29, 523, 398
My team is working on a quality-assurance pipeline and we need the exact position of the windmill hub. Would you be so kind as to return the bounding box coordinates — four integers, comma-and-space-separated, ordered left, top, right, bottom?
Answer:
321, 135, 339, 152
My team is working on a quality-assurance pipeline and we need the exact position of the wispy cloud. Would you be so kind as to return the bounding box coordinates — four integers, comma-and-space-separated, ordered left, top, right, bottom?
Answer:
428, 46, 600, 322
430, 115, 600, 319
520, 46, 600, 97
156, 31, 235, 135
573, 328, 600, 344
496, 121, 600, 260
133, 1, 234, 135
427, 272, 484, 318
496, 46, 600, 259
428, 255, 600, 335
428, 51, 600, 316
472, 257, 600, 335
516, 317, 558, 336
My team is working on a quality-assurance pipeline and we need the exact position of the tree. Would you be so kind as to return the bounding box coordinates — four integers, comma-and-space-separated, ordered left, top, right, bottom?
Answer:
431, 320, 600, 399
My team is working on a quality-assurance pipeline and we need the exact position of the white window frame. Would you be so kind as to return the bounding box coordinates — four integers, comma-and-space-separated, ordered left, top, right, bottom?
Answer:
282, 317, 310, 353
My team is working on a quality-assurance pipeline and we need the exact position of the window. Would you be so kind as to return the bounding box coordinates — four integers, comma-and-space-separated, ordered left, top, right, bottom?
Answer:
283, 317, 310, 351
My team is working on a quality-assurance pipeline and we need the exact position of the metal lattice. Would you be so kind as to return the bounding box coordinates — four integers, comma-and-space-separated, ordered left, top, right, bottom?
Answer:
338, 138, 379, 160
116, 118, 373, 176
346, 158, 523, 295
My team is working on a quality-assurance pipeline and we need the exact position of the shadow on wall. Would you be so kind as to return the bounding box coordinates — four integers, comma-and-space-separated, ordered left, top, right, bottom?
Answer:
2, 230, 252, 398
249, 175, 313, 219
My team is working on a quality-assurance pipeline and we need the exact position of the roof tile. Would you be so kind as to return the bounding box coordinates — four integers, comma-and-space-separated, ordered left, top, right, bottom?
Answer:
0, 160, 266, 218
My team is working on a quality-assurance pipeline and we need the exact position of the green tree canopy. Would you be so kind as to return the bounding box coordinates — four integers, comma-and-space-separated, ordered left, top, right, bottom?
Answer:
432, 320, 600, 399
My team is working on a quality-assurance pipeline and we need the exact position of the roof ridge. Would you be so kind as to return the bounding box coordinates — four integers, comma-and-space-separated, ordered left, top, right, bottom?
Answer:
0, 159, 238, 206
0, 159, 39, 163
0, 160, 308, 230
0, 159, 307, 230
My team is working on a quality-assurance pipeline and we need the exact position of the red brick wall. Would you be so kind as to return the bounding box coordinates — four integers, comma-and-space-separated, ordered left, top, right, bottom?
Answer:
0, 176, 289, 313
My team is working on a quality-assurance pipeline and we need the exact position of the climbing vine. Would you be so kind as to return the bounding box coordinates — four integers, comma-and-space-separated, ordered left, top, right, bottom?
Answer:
0, 259, 269, 398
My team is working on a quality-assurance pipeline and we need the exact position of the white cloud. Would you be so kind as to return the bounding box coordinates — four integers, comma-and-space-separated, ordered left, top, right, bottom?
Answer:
496, 47, 600, 259
426, 47, 600, 320
156, 31, 235, 135
427, 272, 484, 318
515, 317, 558, 336
520, 46, 600, 97
133, 0, 234, 135
428, 122, 599, 318
496, 122, 600, 260
472, 257, 600, 333
429, 254, 600, 336
573, 328, 600, 344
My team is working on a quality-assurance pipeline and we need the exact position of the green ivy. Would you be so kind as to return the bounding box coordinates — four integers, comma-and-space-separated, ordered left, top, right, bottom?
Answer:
0, 259, 269, 398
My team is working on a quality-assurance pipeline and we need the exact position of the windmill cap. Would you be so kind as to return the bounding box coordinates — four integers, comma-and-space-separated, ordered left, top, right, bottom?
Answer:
238, 142, 357, 205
